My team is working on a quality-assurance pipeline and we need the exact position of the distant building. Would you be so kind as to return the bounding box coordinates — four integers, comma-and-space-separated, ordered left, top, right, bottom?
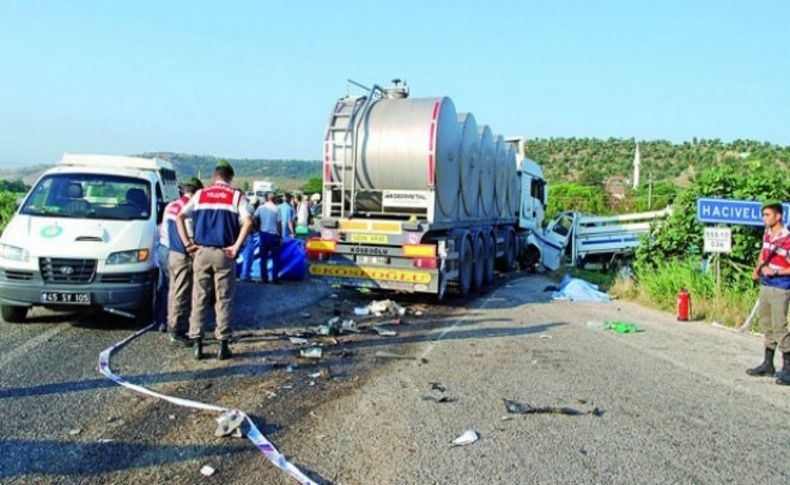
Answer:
604, 175, 630, 201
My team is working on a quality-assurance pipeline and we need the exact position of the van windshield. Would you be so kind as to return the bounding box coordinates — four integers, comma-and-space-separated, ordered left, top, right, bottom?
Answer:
21, 173, 152, 221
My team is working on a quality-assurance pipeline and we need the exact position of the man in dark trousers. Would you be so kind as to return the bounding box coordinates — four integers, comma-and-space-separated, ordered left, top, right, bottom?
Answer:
176, 161, 253, 360
747, 199, 790, 385
162, 177, 202, 347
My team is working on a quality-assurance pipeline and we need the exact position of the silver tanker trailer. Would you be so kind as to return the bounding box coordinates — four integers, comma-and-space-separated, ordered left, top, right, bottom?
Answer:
307, 80, 549, 300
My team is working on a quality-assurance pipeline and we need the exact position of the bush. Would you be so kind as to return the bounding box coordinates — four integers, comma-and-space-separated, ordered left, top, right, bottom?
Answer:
0, 191, 19, 234
635, 161, 790, 292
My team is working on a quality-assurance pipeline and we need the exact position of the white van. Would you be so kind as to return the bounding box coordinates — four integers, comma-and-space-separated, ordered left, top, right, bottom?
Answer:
0, 153, 179, 324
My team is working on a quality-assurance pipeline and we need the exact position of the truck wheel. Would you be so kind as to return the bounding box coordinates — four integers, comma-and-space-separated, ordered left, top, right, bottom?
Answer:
1, 305, 28, 323
472, 237, 485, 291
483, 234, 495, 286
458, 240, 474, 297
498, 230, 516, 272
506, 232, 518, 272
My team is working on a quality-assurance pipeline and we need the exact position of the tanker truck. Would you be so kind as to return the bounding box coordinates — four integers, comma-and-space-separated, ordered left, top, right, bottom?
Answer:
306, 80, 549, 300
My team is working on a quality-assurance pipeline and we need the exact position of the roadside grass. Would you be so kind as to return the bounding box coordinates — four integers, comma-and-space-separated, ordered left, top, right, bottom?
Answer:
610, 259, 760, 330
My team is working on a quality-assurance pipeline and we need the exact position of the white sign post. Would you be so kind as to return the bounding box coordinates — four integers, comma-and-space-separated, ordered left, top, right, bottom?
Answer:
703, 227, 732, 253
704, 227, 732, 293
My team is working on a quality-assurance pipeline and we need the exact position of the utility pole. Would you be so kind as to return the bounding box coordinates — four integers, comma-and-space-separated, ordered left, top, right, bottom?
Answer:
648, 170, 653, 210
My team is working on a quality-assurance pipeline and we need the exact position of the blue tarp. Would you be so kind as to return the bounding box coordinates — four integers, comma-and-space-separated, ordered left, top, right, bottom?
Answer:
236, 234, 306, 281
551, 275, 611, 302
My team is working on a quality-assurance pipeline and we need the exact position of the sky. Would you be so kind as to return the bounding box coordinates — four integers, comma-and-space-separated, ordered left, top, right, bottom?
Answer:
0, 0, 788, 166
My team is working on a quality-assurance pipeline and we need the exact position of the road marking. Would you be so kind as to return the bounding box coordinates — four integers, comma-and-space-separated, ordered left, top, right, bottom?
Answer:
0, 324, 69, 371
417, 277, 526, 361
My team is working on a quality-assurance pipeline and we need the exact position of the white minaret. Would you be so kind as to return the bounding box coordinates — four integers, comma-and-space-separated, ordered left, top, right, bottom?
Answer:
632, 142, 641, 190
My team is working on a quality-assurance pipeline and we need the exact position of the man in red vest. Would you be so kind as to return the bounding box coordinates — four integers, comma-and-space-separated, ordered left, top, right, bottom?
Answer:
747, 199, 790, 385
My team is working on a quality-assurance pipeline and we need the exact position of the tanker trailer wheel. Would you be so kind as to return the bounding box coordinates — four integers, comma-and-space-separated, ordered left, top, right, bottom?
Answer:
472, 236, 485, 291
458, 239, 474, 297
483, 233, 495, 286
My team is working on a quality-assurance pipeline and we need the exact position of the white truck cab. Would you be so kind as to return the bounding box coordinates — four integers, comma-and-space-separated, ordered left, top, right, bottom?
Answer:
0, 153, 179, 324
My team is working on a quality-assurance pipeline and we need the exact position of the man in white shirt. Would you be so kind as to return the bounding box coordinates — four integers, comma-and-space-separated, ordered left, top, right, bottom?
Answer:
254, 192, 282, 284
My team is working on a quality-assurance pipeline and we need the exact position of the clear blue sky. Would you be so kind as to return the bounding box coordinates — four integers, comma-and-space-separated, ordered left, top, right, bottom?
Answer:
0, 0, 787, 166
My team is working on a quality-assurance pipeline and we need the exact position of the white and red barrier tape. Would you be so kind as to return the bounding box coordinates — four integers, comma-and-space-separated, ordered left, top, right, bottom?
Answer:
97, 323, 317, 484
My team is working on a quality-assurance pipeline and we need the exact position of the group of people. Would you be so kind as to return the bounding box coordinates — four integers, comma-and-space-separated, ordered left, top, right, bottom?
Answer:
155, 161, 254, 361
237, 191, 313, 284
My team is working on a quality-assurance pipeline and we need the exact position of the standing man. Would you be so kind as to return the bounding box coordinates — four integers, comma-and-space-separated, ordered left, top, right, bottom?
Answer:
747, 199, 790, 386
278, 193, 295, 239
296, 194, 310, 236
177, 161, 253, 360
254, 192, 282, 284
163, 177, 202, 347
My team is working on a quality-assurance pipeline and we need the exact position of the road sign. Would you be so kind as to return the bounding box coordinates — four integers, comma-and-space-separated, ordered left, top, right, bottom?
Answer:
696, 198, 790, 227
704, 227, 732, 253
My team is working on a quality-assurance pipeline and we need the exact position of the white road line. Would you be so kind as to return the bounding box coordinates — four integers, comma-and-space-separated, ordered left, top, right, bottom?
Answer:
0, 324, 69, 371
417, 278, 525, 361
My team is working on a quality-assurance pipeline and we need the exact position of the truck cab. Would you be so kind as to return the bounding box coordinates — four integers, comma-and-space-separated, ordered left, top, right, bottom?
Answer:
0, 154, 178, 324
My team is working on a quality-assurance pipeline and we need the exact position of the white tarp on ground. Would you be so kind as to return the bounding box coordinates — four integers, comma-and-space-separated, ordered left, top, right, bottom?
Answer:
551, 275, 611, 302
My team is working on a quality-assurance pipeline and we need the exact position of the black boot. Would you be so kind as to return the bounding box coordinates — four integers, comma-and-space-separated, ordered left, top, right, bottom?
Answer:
169, 331, 193, 348
217, 340, 232, 360
193, 338, 204, 360
776, 353, 790, 386
746, 348, 775, 377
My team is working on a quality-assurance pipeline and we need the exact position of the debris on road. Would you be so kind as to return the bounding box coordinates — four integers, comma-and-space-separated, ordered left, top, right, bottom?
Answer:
451, 429, 480, 447
300, 347, 324, 359
215, 410, 245, 438
586, 320, 607, 330
539, 335, 553, 340
200, 465, 217, 477
68, 428, 82, 436
430, 382, 446, 393
289, 337, 309, 345
368, 299, 406, 317
422, 395, 457, 403
605, 321, 641, 334
354, 307, 371, 316
309, 368, 332, 380
503, 398, 603, 417
372, 326, 398, 337
341, 319, 361, 334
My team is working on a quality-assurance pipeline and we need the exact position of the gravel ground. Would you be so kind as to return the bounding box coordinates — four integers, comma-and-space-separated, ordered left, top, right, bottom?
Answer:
1, 273, 789, 484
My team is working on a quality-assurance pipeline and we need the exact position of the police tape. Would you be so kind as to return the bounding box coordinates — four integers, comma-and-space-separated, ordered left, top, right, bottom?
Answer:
97, 323, 317, 484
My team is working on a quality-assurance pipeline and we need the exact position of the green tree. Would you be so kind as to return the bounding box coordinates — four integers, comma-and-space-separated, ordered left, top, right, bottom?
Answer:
300, 176, 323, 194
546, 183, 608, 220
635, 160, 790, 291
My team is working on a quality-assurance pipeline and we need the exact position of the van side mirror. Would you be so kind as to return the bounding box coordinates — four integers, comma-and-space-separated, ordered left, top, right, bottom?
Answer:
156, 202, 167, 225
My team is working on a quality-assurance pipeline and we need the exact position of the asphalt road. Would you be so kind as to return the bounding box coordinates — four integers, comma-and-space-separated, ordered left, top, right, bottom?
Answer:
1, 273, 789, 484
272, 275, 790, 484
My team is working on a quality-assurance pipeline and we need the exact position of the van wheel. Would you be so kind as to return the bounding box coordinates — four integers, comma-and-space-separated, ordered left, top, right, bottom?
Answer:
1, 305, 29, 323
458, 240, 474, 297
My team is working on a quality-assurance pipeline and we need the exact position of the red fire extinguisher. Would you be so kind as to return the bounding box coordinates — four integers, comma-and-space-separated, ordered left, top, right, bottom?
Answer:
677, 289, 691, 321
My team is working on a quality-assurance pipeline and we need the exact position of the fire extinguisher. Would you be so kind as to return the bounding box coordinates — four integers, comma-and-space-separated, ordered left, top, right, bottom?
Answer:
677, 289, 691, 321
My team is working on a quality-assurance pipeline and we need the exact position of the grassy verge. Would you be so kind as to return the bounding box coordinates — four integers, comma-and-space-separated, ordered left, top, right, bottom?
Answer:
610, 259, 759, 330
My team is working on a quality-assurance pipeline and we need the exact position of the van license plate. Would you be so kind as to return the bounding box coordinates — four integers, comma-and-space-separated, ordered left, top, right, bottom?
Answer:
41, 292, 91, 305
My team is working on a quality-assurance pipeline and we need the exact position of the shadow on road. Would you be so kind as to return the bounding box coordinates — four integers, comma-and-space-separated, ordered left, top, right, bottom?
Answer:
0, 438, 251, 479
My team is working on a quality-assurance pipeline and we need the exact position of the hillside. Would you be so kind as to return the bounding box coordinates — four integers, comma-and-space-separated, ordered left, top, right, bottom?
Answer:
527, 138, 790, 185
2, 139, 789, 189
